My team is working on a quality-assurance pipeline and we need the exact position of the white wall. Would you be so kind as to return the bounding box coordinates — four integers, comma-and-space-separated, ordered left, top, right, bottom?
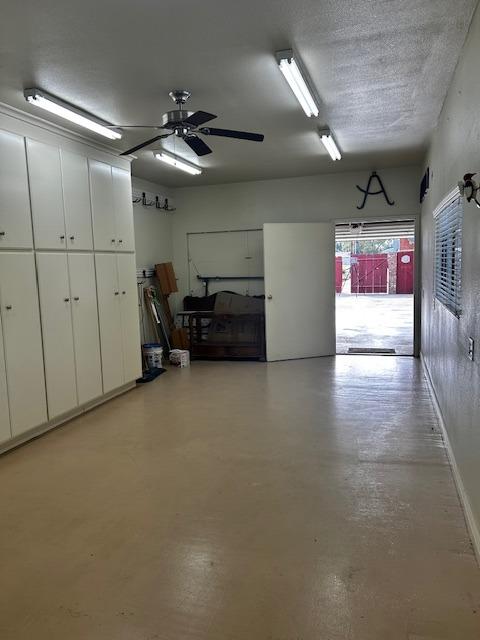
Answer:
132, 176, 173, 269
421, 4, 480, 551
171, 166, 420, 308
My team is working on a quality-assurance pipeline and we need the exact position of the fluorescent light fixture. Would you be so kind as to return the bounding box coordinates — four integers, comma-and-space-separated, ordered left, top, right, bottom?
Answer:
24, 88, 122, 140
276, 49, 319, 118
318, 127, 342, 161
154, 151, 202, 176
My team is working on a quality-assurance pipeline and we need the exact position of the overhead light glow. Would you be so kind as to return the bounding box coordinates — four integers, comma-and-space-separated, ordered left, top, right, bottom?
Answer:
24, 88, 122, 140
154, 151, 202, 176
276, 50, 319, 118
318, 127, 342, 161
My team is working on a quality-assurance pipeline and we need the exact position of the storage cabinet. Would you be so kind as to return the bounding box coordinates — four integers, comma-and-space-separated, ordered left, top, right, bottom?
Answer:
36, 252, 103, 418
61, 151, 94, 250
95, 253, 141, 393
0, 312, 11, 444
68, 253, 103, 405
0, 130, 33, 249
0, 253, 48, 436
90, 161, 135, 252
26, 139, 67, 250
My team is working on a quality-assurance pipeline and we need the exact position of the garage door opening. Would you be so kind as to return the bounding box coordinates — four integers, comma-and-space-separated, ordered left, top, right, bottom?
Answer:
335, 220, 415, 356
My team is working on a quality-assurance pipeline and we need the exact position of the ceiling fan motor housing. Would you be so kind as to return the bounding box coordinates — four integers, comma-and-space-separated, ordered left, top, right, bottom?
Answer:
162, 109, 195, 131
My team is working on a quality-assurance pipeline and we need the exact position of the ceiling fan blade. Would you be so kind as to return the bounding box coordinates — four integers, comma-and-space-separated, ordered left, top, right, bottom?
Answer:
120, 134, 172, 156
183, 135, 213, 156
199, 127, 264, 142
183, 110, 217, 127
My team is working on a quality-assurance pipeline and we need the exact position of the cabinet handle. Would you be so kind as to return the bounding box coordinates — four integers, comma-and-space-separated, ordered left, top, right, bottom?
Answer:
111, 239, 116, 243
60, 235, 65, 240
114, 291, 119, 296
118, 239, 123, 244
5, 305, 12, 310
70, 235, 75, 241
0, 231, 5, 237
73, 297, 80, 301
64, 298, 70, 302
122, 291, 126, 295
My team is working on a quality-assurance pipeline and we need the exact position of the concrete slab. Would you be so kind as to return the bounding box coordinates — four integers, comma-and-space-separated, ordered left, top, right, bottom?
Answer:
336, 293, 414, 355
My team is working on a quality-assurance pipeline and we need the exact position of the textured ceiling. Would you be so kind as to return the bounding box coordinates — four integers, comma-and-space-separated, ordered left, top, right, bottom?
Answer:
0, 0, 477, 186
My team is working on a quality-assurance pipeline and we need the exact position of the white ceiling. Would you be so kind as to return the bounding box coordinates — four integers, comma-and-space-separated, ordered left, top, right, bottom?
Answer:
0, 0, 477, 187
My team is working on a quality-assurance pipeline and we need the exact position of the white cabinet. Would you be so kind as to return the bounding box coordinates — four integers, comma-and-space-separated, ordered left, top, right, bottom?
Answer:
0, 253, 47, 436
95, 253, 141, 393
89, 160, 116, 252
0, 312, 11, 444
0, 130, 33, 249
68, 253, 103, 404
36, 253, 77, 419
112, 167, 135, 252
26, 139, 67, 250
61, 151, 94, 250
90, 161, 134, 252
117, 253, 142, 383
36, 252, 103, 419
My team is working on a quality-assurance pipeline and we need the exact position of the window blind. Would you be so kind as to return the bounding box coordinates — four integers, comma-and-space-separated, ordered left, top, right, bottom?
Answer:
434, 191, 463, 316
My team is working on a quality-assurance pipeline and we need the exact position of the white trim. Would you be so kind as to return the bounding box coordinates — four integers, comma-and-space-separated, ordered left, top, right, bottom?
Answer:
0, 382, 137, 455
421, 354, 480, 566
433, 185, 462, 219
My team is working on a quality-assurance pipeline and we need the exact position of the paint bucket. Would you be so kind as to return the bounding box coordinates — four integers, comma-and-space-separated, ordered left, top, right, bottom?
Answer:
143, 343, 163, 370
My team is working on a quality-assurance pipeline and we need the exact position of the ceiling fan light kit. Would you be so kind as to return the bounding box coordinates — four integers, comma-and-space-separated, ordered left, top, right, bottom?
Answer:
276, 49, 319, 118
154, 151, 202, 176
23, 88, 122, 140
318, 127, 341, 161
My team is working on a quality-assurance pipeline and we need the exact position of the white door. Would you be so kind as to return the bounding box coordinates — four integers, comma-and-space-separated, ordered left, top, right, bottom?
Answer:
112, 167, 135, 252
36, 253, 78, 418
0, 130, 33, 250
95, 253, 124, 392
68, 253, 103, 404
89, 160, 116, 251
61, 151, 94, 250
0, 253, 47, 435
263, 222, 335, 361
117, 253, 142, 383
26, 139, 67, 250
0, 311, 11, 444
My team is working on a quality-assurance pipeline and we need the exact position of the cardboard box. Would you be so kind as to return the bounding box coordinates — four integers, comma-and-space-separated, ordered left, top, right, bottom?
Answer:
155, 262, 178, 294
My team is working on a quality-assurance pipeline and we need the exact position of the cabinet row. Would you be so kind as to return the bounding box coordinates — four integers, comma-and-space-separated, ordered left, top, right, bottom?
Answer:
0, 252, 141, 446
0, 129, 134, 252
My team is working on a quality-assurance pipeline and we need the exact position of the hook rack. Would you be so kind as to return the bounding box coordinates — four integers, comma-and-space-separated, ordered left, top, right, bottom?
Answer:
131, 189, 176, 212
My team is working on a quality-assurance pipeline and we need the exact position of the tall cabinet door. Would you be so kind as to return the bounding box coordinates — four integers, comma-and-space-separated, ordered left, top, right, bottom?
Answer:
112, 167, 135, 252
117, 253, 141, 383
0, 130, 33, 250
0, 312, 11, 444
0, 253, 47, 436
68, 253, 103, 404
36, 253, 78, 419
89, 160, 116, 251
95, 253, 124, 393
26, 139, 67, 250
61, 151, 94, 251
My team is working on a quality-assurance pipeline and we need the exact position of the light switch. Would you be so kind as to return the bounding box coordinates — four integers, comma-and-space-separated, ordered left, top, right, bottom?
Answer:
468, 337, 475, 361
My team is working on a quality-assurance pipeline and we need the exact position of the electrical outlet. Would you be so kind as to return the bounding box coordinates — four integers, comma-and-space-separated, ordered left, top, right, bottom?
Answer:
468, 337, 475, 361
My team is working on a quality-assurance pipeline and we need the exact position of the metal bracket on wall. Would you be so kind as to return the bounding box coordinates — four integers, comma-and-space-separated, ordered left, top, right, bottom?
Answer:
196, 275, 264, 297
356, 171, 395, 210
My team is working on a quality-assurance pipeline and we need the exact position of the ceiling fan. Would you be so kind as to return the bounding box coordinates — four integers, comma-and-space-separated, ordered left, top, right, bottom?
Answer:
117, 90, 265, 157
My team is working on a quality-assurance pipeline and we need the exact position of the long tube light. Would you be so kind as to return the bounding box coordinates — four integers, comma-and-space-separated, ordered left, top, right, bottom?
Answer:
276, 50, 319, 118
318, 127, 342, 161
154, 151, 202, 176
24, 88, 122, 140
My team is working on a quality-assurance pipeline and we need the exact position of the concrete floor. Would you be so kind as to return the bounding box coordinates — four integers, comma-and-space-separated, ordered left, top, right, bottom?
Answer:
336, 294, 414, 355
1, 357, 479, 640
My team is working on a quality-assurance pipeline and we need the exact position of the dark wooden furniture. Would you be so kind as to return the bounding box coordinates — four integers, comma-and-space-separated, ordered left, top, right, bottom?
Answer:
188, 312, 265, 360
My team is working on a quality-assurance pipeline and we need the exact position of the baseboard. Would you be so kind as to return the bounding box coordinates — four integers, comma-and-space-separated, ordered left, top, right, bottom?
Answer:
421, 354, 480, 565
0, 382, 137, 455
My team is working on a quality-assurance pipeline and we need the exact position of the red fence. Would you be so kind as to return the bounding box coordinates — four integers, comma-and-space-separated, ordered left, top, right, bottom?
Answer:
350, 254, 388, 293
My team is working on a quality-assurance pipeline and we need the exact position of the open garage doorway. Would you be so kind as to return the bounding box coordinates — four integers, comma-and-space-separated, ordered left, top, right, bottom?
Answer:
335, 220, 415, 356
